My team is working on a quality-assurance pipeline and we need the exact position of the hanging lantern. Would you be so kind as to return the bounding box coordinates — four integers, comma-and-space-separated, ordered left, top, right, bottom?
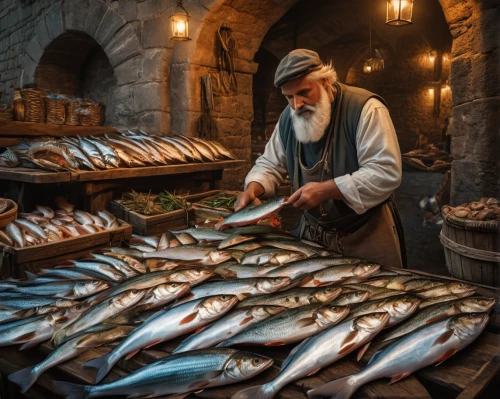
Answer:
429, 50, 437, 63
386, 0, 414, 26
370, 49, 385, 71
363, 59, 372, 74
170, 0, 191, 41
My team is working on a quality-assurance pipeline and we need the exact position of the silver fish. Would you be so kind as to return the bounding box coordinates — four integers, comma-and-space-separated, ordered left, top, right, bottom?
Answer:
138, 282, 191, 311
6, 222, 25, 247
27, 142, 79, 171
88, 136, 120, 168
331, 291, 371, 306
64, 142, 96, 171
9, 280, 110, 299
259, 239, 333, 257
0, 229, 14, 246
241, 247, 303, 265
215, 263, 282, 279
216, 197, 288, 230
144, 246, 232, 265
0, 148, 20, 167
300, 263, 381, 287
77, 135, 106, 169
13, 219, 47, 241
218, 304, 350, 348
416, 282, 477, 298
232, 312, 390, 399
173, 305, 286, 353
58, 349, 273, 398
100, 252, 149, 274
62, 260, 126, 282
84, 295, 239, 383
307, 313, 489, 399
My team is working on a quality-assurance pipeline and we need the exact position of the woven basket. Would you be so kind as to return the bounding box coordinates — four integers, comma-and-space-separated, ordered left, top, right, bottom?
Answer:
44, 97, 68, 125
441, 214, 500, 287
21, 88, 46, 123
65, 101, 81, 125
0, 105, 13, 121
79, 102, 105, 126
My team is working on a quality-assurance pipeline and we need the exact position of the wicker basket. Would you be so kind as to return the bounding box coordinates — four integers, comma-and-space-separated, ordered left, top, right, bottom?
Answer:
0, 105, 14, 121
65, 101, 81, 125
441, 214, 500, 287
21, 88, 46, 123
79, 102, 105, 126
44, 96, 68, 125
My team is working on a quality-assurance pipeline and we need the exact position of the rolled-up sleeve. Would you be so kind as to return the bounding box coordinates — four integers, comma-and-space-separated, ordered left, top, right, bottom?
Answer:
244, 123, 289, 197
334, 98, 402, 214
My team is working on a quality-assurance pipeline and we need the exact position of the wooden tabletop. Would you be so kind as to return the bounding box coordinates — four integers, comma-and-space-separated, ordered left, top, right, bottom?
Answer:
0, 160, 246, 184
0, 120, 119, 137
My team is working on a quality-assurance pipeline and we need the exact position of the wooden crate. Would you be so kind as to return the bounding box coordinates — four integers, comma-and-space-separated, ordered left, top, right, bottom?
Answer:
191, 190, 241, 222
109, 190, 222, 235
0, 220, 132, 279
441, 215, 500, 287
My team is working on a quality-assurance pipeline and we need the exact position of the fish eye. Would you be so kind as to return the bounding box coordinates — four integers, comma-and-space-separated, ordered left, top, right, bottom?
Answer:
75, 305, 81, 310
171, 283, 178, 287
131, 290, 138, 295
220, 295, 228, 301
330, 306, 338, 311
252, 358, 261, 366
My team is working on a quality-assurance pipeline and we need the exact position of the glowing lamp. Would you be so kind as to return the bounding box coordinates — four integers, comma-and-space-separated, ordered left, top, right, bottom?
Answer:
170, 1, 190, 41
429, 50, 437, 63
386, 0, 414, 26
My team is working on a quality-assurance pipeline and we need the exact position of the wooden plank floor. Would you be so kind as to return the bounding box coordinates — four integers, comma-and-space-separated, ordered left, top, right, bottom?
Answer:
1, 271, 499, 399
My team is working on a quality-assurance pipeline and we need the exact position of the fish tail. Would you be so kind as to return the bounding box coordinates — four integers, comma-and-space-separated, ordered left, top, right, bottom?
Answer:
8, 365, 39, 393
232, 383, 277, 399
83, 352, 114, 383
53, 381, 91, 399
307, 376, 359, 399
214, 217, 226, 231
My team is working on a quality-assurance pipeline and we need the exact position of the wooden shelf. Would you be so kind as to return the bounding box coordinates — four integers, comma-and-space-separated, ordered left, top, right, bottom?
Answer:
0, 160, 246, 184
0, 120, 119, 137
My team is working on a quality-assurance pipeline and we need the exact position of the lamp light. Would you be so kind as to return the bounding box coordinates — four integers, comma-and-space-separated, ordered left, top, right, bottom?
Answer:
170, 0, 191, 41
363, 60, 372, 74
429, 50, 437, 63
386, 0, 414, 26
363, 0, 384, 74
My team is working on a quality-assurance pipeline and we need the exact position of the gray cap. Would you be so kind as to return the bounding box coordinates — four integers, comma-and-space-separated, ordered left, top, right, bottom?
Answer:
274, 49, 322, 88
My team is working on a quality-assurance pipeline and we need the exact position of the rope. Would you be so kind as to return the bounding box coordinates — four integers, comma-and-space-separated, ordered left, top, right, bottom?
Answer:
217, 24, 238, 93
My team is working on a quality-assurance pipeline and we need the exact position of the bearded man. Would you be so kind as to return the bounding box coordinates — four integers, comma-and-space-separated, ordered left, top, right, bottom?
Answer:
235, 49, 406, 268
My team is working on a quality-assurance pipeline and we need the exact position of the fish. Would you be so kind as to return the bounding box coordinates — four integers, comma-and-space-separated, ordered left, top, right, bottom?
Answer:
6, 222, 25, 247
307, 313, 489, 399
340, 284, 405, 300
259, 239, 333, 258
0, 148, 20, 167
86, 253, 139, 278
163, 136, 204, 162
87, 136, 120, 168
143, 246, 232, 265
209, 140, 238, 160
84, 294, 239, 383
0, 303, 90, 349
0, 230, 14, 246
175, 232, 198, 245
419, 292, 476, 309
236, 287, 343, 309
218, 234, 256, 249
8, 280, 110, 299
77, 135, 106, 169
415, 282, 477, 298
174, 134, 216, 162
173, 305, 286, 353
364, 276, 445, 292
61, 260, 126, 282
347, 295, 421, 328
13, 219, 47, 241
57, 348, 272, 399
31, 268, 112, 282
224, 225, 286, 236
64, 143, 96, 171
148, 136, 187, 163
218, 304, 350, 348
73, 210, 94, 225
263, 258, 364, 282
131, 234, 160, 249
174, 277, 291, 305
97, 210, 119, 229
215, 263, 282, 279
126, 136, 168, 165
27, 142, 79, 171
300, 263, 381, 287
105, 135, 154, 165
100, 252, 149, 274
380, 296, 496, 344
9, 324, 135, 393
230, 241, 263, 252
138, 282, 191, 310
331, 291, 371, 306
241, 247, 305, 265
52, 289, 147, 346
216, 197, 288, 230
232, 312, 390, 399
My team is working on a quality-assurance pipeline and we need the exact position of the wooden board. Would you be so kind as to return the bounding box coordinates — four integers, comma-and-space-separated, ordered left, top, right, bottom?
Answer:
0, 120, 119, 137
0, 220, 132, 279
109, 191, 220, 235
0, 160, 245, 184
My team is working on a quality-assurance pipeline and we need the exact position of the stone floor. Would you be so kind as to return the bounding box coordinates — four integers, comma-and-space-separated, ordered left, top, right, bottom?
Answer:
279, 170, 448, 275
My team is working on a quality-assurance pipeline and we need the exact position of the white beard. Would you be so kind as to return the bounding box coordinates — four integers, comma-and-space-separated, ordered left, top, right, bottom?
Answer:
291, 84, 332, 144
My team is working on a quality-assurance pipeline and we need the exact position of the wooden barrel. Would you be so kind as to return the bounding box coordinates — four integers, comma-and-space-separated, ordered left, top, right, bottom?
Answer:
441, 214, 500, 287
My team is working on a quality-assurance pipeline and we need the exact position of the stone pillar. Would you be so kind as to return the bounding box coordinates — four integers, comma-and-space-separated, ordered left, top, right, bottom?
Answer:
440, 0, 500, 204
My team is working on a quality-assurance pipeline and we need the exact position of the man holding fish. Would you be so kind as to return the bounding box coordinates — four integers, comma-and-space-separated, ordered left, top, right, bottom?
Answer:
235, 49, 405, 268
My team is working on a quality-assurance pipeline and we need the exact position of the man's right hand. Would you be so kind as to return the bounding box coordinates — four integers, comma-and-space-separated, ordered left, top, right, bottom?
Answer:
234, 182, 265, 211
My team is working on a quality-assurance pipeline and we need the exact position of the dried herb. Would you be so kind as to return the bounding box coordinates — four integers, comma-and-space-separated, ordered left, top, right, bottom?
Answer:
199, 192, 237, 209
158, 190, 189, 213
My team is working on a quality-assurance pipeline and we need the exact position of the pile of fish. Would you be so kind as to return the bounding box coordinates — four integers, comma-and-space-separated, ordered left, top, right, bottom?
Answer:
0, 197, 15, 216
0, 198, 120, 248
442, 197, 500, 221
0, 225, 495, 398
0, 131, 237, 172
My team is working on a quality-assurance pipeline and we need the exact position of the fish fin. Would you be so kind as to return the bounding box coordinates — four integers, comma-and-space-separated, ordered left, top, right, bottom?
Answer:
236, 293, 252, 300
389, 372, 411, 384
291, 274, 313, 288
338, 342, 358, 356
356, 342, 371, 362
435, 348, 458, 366
12, 331, 36, 343
51, 329, 67, 347
143, 340, 163, 350
214, 217, 226, 231
239, 316, 254, 326
339, 331, 359, 354
296, 317, 317, 328
52, 381, 90, 399
83, 352, 114, 383
307, 376, 357, 399
8, 365, 39, 393
264, 341, 286, 346
187, 373, 221, 390
194, 325, 209, 334
125, 349, 141, 360
232, 384, 277, 399
281, 336, 313, 370
23, 271, 38, 281
308, 368, 321, 377
75, 335, 103, 349
180, 312, 199, 325
425, 313, 450, 325
20, 339, 40, 351
432, 329, 454, 346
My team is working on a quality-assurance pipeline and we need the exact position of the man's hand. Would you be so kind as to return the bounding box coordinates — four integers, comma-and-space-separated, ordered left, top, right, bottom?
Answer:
234, 182, 265, 212
287, 180, 345, 211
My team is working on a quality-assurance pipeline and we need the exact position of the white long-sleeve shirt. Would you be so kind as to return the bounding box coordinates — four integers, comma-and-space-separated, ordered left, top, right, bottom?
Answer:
245, 98, 402, 215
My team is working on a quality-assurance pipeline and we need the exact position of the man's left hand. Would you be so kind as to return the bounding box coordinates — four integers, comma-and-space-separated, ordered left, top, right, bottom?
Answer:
287, 180, 341, 210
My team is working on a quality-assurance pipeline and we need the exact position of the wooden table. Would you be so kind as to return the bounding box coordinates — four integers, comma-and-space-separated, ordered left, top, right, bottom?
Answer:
0, 161, 245, 213
0, 269, 498, 399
